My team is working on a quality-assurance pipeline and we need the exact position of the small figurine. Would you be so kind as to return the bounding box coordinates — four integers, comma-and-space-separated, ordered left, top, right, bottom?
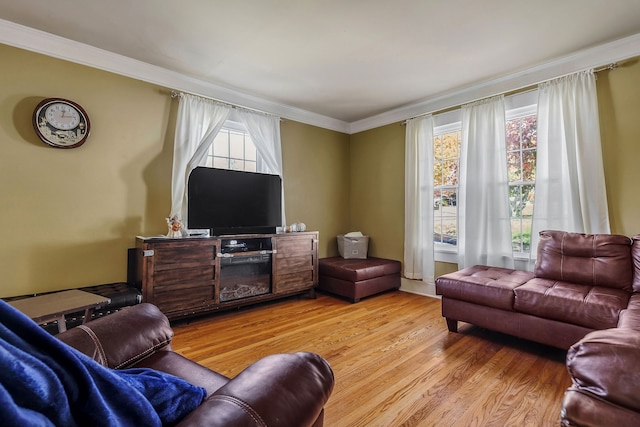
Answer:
166, 215, 184, 238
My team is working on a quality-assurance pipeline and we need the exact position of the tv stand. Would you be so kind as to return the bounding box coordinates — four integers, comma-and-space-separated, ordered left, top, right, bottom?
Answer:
134, 232, 318, 320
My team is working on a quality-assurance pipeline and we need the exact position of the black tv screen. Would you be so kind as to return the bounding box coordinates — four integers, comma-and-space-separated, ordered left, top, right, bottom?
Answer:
187, 167, 282, 235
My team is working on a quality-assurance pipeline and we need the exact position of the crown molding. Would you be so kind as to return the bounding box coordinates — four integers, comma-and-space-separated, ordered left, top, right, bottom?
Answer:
2, 18, 639, 135
0, 18, 351, 134
348, 32, 640, 134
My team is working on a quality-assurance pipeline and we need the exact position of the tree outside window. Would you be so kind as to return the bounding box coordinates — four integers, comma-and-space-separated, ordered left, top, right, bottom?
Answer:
433, 130, 460, 246
506, 114, 537, 253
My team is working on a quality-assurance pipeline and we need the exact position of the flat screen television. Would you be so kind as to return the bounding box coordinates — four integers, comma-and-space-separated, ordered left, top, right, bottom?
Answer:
187, 167, 282, 236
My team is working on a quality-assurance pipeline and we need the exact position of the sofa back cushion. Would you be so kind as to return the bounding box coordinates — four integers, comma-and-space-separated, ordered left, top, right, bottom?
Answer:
534, 230, 633, 291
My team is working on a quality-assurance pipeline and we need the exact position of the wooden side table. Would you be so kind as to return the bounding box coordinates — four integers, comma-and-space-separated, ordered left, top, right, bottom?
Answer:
8, 289, 111, 333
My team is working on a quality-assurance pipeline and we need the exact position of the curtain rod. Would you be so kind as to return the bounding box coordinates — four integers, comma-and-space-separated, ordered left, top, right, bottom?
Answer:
170, 90, 284, 121
402, 62, 619, 125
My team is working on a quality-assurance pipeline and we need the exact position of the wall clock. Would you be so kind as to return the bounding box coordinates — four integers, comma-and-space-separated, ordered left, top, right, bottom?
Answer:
32, 98, 91, 149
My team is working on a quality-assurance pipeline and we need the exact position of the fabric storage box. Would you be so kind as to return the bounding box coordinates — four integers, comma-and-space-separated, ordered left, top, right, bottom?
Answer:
337, 234, 369, 259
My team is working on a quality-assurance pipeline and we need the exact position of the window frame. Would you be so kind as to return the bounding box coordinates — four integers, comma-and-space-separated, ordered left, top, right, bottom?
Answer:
505, 104, 537, 258
205, 119, 260, 172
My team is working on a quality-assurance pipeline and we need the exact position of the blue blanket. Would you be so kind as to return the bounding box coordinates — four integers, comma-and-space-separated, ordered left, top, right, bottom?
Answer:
0, 299, 206, 426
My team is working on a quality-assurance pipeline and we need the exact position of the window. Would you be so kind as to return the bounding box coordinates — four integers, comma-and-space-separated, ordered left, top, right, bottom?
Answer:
433, 124, 461, 247
506, 109, 537, 253
431, 94, 538, 255
205, 121, 257, 172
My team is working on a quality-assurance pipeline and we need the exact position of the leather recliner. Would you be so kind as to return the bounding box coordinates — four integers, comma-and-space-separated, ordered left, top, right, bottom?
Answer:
561, 327, 640, 426
57, 303, 335, 426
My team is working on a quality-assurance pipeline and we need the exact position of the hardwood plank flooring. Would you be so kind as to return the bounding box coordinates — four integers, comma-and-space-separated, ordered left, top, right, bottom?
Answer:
170, 291, 570, 426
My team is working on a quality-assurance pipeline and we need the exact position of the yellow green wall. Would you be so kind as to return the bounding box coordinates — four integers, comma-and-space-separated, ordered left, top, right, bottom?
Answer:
349, 123, 405, 260
281, 120, 350, 256
2, 41, 639, 297
0, 43, 350, 297
597, 59, 640, 235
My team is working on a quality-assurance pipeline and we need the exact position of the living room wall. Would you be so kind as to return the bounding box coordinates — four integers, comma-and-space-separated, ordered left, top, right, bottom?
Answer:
350, 57, 640, 277
0, 43, 350, 297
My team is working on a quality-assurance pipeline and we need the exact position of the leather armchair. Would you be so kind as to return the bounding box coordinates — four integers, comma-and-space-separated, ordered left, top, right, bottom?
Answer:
561, 328, 640, 426
57, 303, 335, 427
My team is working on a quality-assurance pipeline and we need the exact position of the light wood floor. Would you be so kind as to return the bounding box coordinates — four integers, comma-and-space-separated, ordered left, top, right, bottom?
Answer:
171, 291, 570, 427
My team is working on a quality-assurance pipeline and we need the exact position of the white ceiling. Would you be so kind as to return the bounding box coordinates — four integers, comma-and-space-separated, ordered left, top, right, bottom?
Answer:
2, 0, 640, 132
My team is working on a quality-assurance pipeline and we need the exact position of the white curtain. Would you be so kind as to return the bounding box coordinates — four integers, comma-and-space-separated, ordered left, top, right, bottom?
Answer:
171, 94, 231, 224
459, 96, 514, 269
404, 115, 435, 282
236, 110, 286, 226
530, 70, 610, 257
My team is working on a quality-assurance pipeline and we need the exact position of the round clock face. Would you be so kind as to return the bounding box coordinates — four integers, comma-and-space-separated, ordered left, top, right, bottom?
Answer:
33, 98, 91, 149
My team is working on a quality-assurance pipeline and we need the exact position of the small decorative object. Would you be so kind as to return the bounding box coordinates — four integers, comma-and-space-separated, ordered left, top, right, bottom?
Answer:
33, 98, 91, 149
166, 215, 184, 238
284, 222, 307, 233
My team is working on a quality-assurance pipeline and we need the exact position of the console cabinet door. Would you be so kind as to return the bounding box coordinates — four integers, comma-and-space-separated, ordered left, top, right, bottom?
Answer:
136, 238, 219, 317
273, 232, 318, 294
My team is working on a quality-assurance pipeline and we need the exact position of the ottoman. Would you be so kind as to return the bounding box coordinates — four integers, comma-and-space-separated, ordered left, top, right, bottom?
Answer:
318, 257, 401, 303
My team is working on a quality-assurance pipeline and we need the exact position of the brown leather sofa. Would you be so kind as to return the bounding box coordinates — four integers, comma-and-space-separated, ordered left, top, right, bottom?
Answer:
57, 303, 335, 426
561, 327, 640, 426
435, 230, 640, 349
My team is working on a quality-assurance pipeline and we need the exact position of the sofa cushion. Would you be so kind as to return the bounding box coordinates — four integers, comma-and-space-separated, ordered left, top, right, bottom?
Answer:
534, 230, 634, 292
436, 265, 534, 311
514, 278, 630, 329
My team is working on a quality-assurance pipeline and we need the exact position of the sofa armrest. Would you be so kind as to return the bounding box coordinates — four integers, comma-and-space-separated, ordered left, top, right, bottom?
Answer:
177, 352, 335, 427
56, 303, 174, 369
566, 328, 640, 413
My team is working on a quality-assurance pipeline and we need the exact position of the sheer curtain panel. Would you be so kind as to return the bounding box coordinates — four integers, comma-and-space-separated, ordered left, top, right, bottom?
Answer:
404, 115, 435, 282
459, 96, 515, 269
236, 110, 286, 227
530, 70, 610, 257
171, 94, 231, 225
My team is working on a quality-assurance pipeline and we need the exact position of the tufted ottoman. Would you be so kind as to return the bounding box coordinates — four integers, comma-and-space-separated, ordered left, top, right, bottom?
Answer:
318, 257, 401, 302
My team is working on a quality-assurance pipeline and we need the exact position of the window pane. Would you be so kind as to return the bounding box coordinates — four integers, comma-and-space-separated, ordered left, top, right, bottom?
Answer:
229, 132, 244, 159
213, 131, 229, 157
245, 139, 257, 161
441, 160, 458, 186
507, 151, 522, 182
434, 135, 443, 160
506, 119, 521, 151
522, 150, 536, 182
229, 158, 243, 171
245, 160, 257, 172
441, 132, 460, 159
521, 116, 537, 149
433, 162, 444, 187
521, 185, 535, 215
213, 157, 229, 169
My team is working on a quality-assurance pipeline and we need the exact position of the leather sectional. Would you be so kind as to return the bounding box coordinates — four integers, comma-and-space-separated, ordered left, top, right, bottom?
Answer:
435, 230, 640, 350
435, 230, 640, 426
